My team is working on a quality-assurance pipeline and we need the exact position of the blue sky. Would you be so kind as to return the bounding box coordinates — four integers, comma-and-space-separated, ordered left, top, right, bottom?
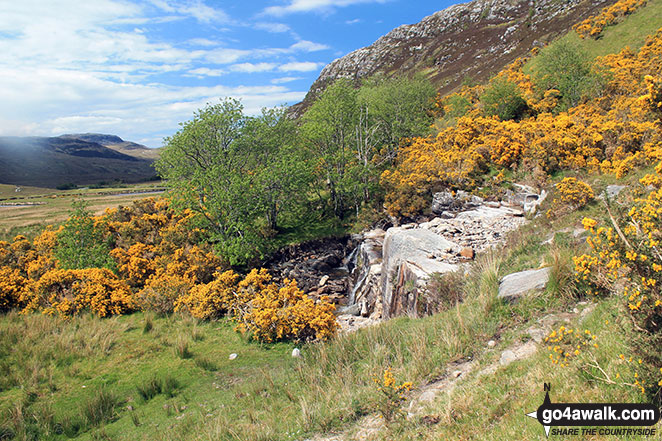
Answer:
0, 0, 453, 148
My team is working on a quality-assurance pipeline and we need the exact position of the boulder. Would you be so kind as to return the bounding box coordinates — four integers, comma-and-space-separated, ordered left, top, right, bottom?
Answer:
431, 191, 455, 214
498, 267, 551, 301
381, 227, 459, 318
460, 247, 475, 260
604, 185, 626, 200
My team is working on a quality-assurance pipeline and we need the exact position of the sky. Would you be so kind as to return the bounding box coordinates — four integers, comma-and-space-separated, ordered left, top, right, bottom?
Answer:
0, 0, 453, 148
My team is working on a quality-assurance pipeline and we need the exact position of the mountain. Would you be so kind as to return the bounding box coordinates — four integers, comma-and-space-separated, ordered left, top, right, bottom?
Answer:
60, 133, 161, 161
0, 134, 159, 188
291, 0, 616, 115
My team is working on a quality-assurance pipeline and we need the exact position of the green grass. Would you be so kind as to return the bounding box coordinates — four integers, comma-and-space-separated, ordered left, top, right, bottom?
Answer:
0, 181, 165, 240
526, 0, 662, 74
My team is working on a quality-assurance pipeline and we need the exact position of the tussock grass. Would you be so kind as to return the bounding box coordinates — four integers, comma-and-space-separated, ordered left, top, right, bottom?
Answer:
83, 388, 122, 427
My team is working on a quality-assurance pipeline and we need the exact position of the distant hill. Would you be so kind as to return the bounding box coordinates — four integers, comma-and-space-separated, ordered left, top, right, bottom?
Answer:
0, 134, 159, 188
291, 0, 617, 116
60, 133, 161, 161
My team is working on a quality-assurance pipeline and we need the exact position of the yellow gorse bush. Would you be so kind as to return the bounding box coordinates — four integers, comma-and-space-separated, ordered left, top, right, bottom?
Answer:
383, 28, 662, 217
574, 0, 647, 39
545, 326, 598, 368
373, 368, 413, 422
0, 198, 339, 343
574, 165, 662, 400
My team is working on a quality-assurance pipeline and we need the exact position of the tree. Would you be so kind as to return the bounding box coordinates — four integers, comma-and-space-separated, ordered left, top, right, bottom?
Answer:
54, 199, 116, 271
302, 75, 435, 217
534, 41, 603, 110
155, 99, 306, 265
302, 79, 359, 217
480, 77, 528, 121
156, 99, 262, 264
238, 106, 311, 232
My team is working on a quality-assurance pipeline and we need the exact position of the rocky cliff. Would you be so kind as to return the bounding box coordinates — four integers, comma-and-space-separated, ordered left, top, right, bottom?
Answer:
292, 0, 615, 115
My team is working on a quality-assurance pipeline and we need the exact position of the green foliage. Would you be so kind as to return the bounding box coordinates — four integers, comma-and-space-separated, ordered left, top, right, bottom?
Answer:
444, 93, 472, 118
54, 199, 116, 271
533, 41, 604, 110
302, 75, 435, 218
155, 100, 308, 265
480, 77, 528, 120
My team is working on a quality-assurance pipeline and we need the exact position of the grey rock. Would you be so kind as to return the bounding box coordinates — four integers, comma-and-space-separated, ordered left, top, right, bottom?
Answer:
338, 304, 361, 316
605, 185, 626, 200
292, 348, 301, 358
498, 267, 551, 301
229, 353, 237, 360
381, 227, 459, 318
500, 350, 518, 366
528, 327, 547, 343
487, 340, 496, 348
431, 191, 456, 214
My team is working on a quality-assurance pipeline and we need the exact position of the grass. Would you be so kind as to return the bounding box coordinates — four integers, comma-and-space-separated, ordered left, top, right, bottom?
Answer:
525, 0, 662, 74
0, 184, 655, 440
0, 181, 164, 239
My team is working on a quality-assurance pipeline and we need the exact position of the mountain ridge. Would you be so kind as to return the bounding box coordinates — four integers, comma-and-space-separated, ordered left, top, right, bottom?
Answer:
0, 134, 158, 188
291, 0, 616, 115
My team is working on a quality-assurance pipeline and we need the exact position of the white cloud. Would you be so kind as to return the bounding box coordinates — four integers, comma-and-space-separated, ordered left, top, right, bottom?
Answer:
271, 76, 303, 84
289, 40, 329, 52
278, 62, 322, 72
0, 0, 322, 147
345, 18, 362, 24
254, 22, 291, 33
148, 0, 230, 23
264, 0, 389, 16
229, 63, 277, 73
187, 67, 225, 77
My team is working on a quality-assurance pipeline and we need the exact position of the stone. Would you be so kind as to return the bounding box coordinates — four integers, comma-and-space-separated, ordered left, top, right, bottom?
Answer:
487, 340, 496, 348
605, 185, 626, 200
452, 370, 463, 378
431, 190, 455, 214
292, 348, 301, 358
318, 275, 329, 287
460, 247, 474, 260
381, 227, 460, 318
500, 350, 518, 366
338, 304, 361, 316
229, 353, 238, 360
498, 267, 551, 301
360, 300, 369, 317
528, 327, 547, 343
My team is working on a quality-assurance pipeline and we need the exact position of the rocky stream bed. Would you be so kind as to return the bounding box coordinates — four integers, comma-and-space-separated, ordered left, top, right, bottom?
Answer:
265, 186, 547, 333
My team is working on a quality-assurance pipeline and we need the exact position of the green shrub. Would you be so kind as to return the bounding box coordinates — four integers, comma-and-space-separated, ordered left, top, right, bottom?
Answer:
480, 77, 528, 120
54, 200, 115, 271
533, 41, 604, 110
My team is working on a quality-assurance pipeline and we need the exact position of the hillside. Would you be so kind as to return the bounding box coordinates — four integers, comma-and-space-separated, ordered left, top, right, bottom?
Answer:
291, 0, 617, 116
60, 134, 161, 161
0, 135, 158, 188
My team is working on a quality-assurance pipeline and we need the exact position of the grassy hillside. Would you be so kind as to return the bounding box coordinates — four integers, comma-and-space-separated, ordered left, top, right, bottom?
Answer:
526, 0, 662, 73
0, 182, 654, 440
0, 136, 158, 189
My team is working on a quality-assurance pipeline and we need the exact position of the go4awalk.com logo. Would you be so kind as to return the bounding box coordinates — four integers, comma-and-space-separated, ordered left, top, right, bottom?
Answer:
526, 384, 661, 438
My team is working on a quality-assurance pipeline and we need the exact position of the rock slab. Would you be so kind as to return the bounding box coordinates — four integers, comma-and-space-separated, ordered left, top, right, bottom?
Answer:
498, 267, 551, 301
